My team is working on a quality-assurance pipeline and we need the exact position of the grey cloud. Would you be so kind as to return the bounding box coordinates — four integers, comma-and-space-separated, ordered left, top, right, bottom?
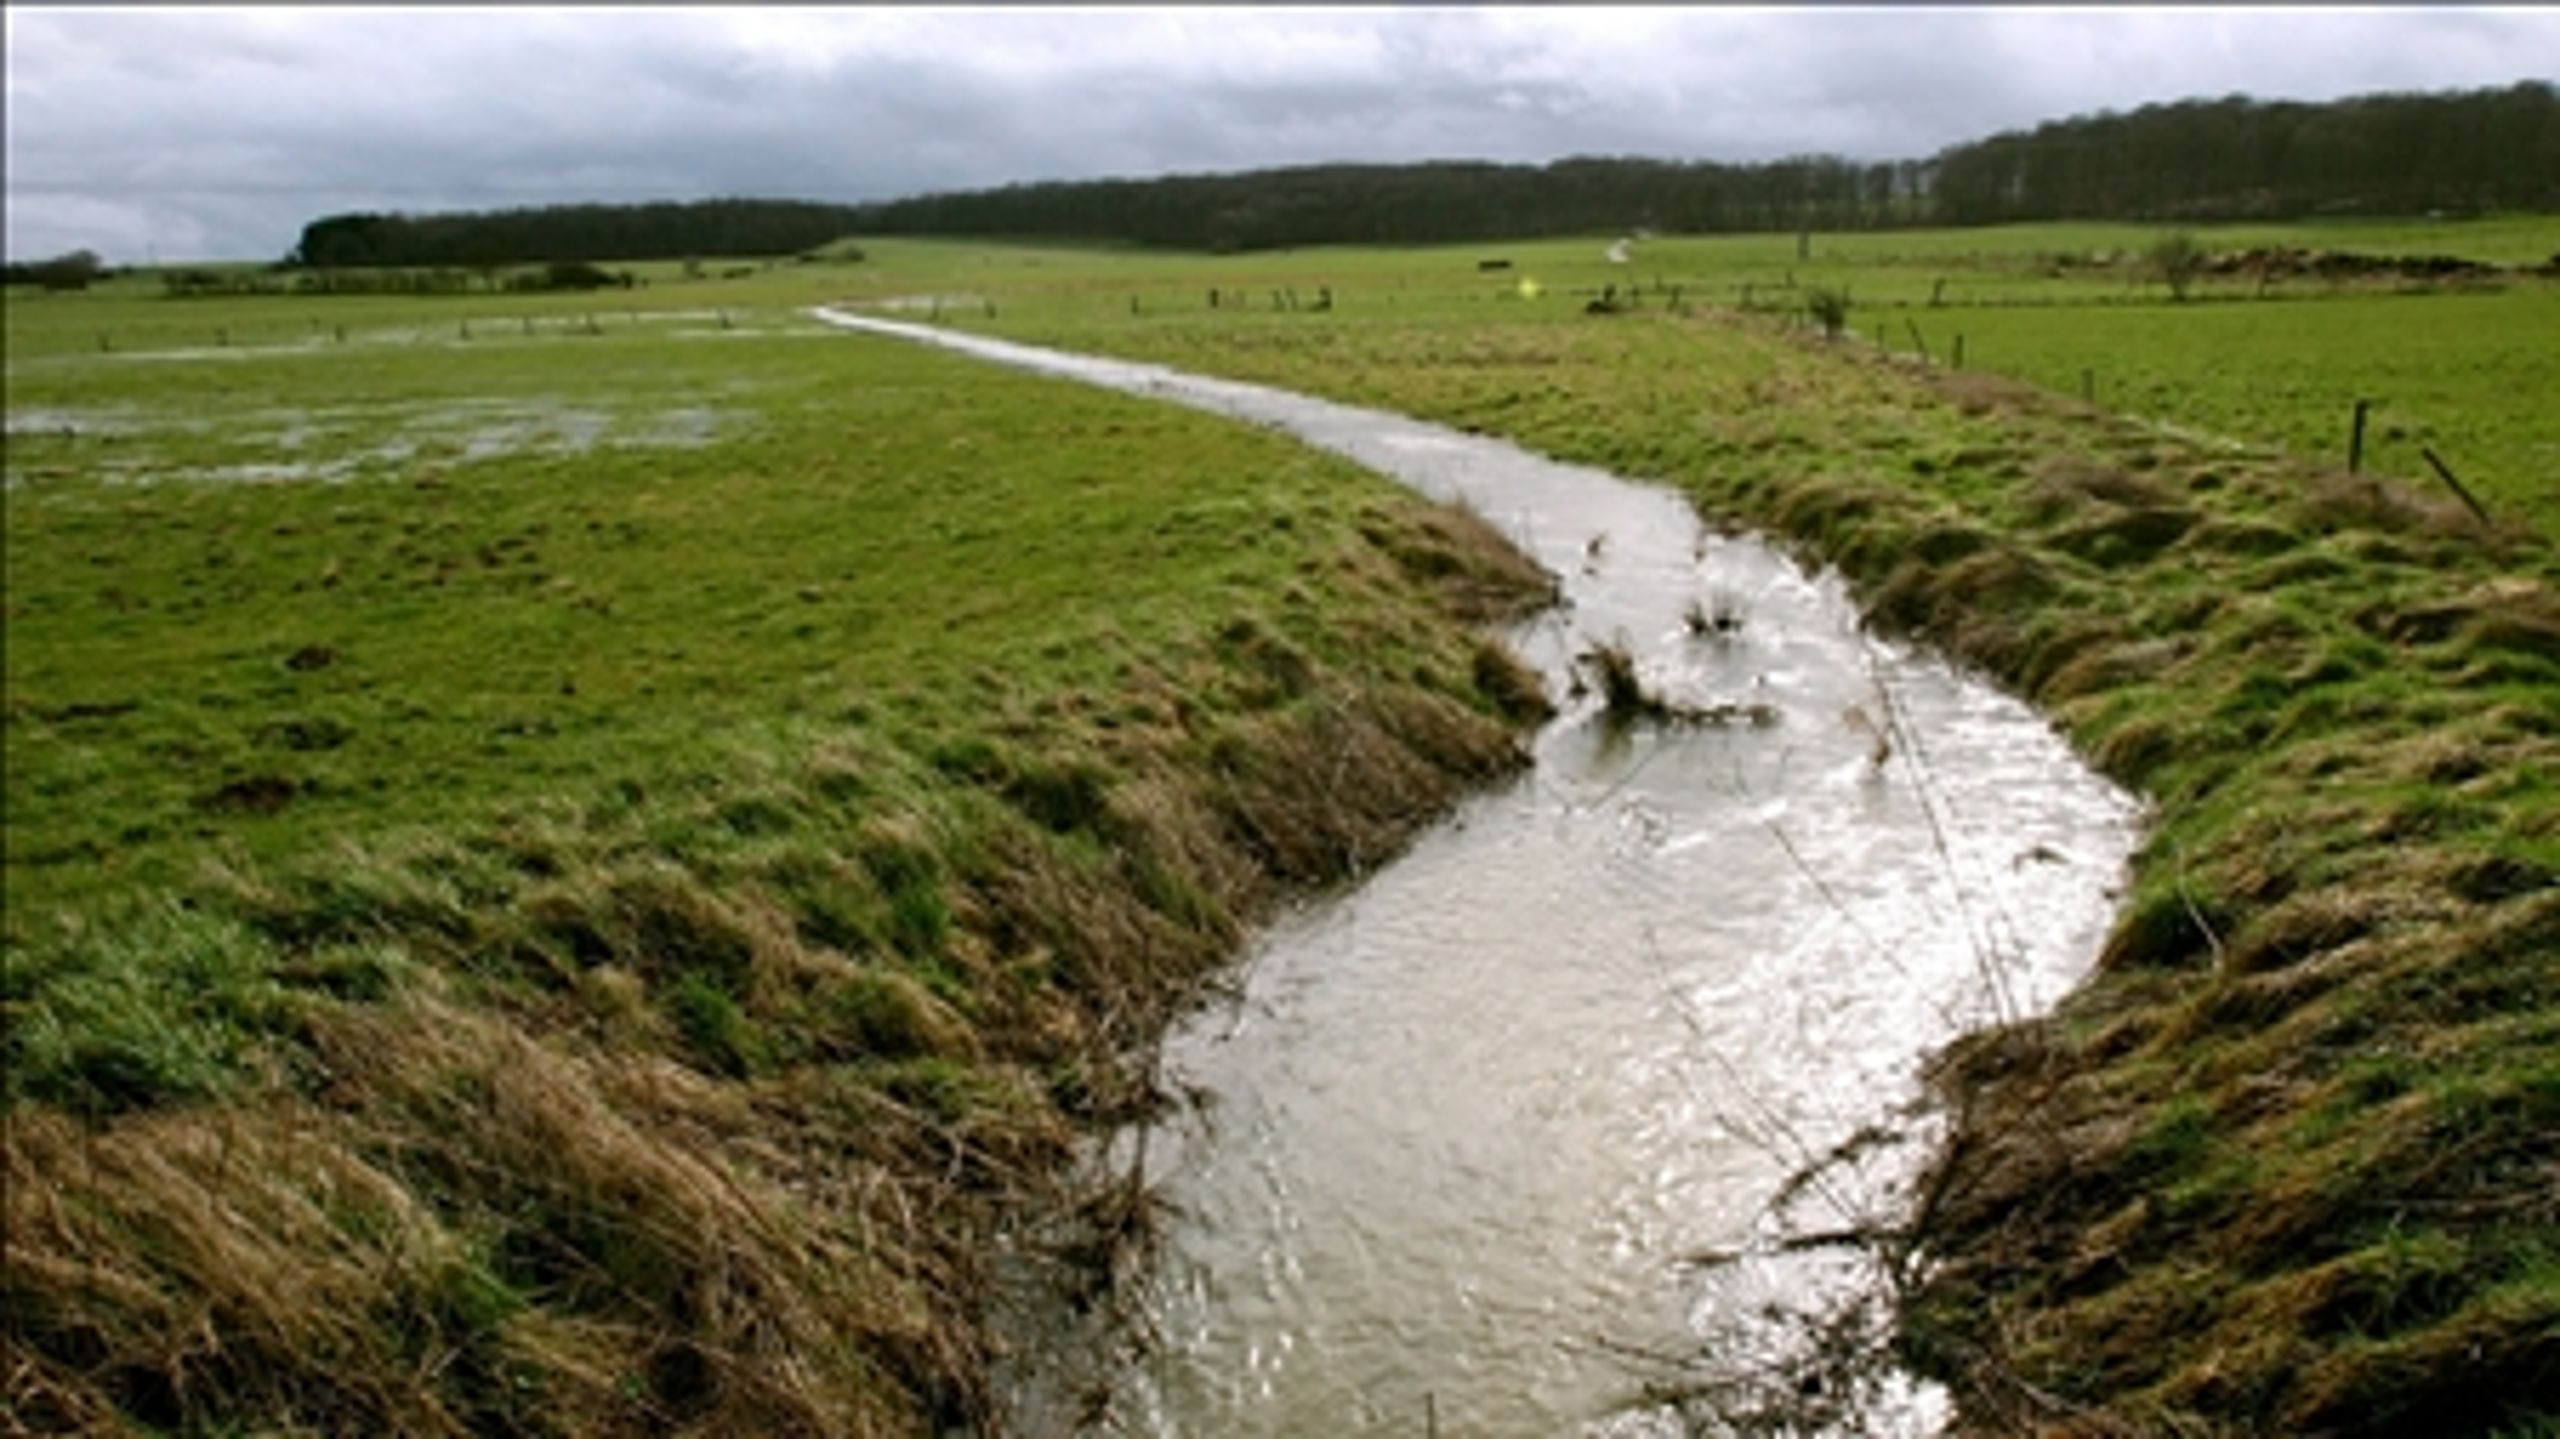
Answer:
6, 7, 2553, 263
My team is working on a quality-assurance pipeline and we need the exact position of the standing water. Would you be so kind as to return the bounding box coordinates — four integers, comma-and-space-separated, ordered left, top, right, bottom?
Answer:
811, 309, 2140, 1435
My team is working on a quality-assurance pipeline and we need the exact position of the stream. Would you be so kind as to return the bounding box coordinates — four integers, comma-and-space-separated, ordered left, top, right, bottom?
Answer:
809, 308, 2141, 1436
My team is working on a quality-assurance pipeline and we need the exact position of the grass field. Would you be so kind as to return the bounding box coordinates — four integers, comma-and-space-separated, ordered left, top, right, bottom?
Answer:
7, 216, 2556, 1434
20, 216, 2556, 546
7, 305, 1461, 914
792, 217, 2560, 537
4, 262, 1554, 1432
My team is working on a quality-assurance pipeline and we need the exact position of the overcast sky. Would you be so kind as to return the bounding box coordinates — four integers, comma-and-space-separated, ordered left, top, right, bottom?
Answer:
5, 6, 2551, 263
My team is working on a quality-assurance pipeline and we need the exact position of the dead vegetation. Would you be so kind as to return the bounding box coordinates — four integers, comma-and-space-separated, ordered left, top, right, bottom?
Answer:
1576, 638, 1780, 729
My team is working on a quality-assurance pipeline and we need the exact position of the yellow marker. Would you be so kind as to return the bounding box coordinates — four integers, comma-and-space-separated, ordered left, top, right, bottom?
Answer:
1517, 277, 1543, 300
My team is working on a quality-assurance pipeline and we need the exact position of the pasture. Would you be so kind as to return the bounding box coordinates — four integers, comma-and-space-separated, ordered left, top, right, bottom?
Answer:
6, 214, 2554, 1434
4, 251, 1550, 1432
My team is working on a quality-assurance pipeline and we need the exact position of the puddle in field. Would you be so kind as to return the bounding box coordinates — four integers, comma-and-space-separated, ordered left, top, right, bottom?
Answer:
812, 308, 2141, 1436
4, 396, 728, 489
0, 310, 829, 372
4, 407, 151, 438
872, 292, 995, 316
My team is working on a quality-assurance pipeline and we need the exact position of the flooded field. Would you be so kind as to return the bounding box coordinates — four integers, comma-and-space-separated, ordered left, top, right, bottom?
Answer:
1, 395, 727, 489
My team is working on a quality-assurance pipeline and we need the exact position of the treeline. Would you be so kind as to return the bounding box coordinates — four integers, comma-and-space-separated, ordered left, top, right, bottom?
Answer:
272, 81, 2557, 267
842, 156, 1929, 252
1935, 81, 2560, 224
840, 80, 2556, 251
163, 260, 640, 299
288, 198, 865, 269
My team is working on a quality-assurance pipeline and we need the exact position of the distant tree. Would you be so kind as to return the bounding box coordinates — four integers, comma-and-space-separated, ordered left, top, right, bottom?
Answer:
291, 213, 393, 268
18, 249, 106, 291
2147, 230, 2209, 302
535, 260, 622, 291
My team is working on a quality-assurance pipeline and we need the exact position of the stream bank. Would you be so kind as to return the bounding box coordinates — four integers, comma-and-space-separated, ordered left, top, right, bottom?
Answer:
814, 309, 2142, 1434
871, 300, 2558, 1435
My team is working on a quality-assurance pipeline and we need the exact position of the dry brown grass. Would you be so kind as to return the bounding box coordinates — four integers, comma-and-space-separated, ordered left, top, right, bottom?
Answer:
6, 987, 973, 1435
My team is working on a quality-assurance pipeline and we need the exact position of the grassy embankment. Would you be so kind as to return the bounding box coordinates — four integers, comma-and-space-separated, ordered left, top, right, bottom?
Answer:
886, 225, 2559, 1434
2, 275, 1554, 1430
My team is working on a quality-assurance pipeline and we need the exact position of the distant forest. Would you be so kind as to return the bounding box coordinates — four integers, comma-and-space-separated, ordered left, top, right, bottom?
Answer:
287, 199, 866, 269
289, 81, 2556, 265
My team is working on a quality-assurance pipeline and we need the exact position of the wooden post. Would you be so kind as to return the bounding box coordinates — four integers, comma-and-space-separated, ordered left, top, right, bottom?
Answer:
215, 327, 229, 347
1952, 334, 1966, 370
1904, 318, 1931, 363
2348, 398, 2372, 474
2421, 447, 2493, 526
1930, 277, 1947, 307
2081, 368, 2095, 404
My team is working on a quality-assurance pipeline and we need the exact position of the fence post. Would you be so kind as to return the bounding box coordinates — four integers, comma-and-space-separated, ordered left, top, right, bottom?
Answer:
2348, 398, 2372, 475
2420, 447, 2493, 526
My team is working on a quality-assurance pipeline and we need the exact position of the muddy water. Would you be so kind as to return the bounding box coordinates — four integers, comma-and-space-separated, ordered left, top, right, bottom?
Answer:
810, 309, 2139, 1435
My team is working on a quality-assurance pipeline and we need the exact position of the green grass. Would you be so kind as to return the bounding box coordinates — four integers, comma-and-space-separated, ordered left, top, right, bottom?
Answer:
3, 296, 1459, 917
1878, 287, 2560, 535
3, 262, 1553, 1432
803, 219, 2560, 538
